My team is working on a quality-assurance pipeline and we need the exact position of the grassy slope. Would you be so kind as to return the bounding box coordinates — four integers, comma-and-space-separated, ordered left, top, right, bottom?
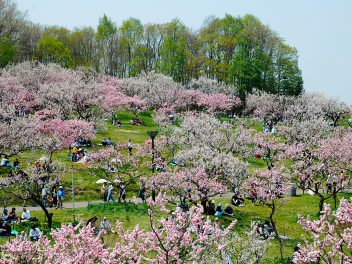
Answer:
2, 111, 351, 261
4, 193, 350, 261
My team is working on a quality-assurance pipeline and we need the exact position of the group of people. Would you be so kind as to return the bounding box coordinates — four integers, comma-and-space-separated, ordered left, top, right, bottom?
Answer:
0, 207, 39, 238
253, 221, 276, 239
40, 186, 64, 209
207, 201, 234, 217
2, 207, 38, 223
263, 123, 277, 134
231, 191, 245, 207
101, 138, 133, 156
111, 114, 122, 127
16, 225, 42, 241
0, 156, 20, 169
69, 145, 86, 162
86, 216, 114, 235
101, 183, 127, 203
102, 138, 114, 147
35, 160, 51, 173
68, 136, 92, 163
326, 170, 349, 193
130, 118, 145, 126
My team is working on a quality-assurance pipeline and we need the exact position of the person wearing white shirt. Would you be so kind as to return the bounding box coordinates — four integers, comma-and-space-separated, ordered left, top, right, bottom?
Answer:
0, 156, 9, 166
21, 208, 31, 221
29, 225, 41, 241
100, 217, 112, 234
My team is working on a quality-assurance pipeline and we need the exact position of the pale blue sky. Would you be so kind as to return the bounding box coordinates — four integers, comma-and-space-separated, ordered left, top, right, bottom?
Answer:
16, 0, 352, 104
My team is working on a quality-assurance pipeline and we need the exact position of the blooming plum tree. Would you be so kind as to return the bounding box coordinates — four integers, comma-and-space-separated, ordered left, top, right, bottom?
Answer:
293, 198, 352, 264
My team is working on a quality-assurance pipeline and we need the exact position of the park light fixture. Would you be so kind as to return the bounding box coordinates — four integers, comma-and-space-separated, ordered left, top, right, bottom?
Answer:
147, 130, 159, 201
147, 130, 159, 139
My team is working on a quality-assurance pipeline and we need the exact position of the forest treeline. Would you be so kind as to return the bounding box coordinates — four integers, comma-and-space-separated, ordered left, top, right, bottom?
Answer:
0, 0, 303, 99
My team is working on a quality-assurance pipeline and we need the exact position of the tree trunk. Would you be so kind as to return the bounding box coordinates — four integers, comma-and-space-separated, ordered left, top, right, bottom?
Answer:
333, 185, 337, 209
37, 199, 53, 228
269, 203, 284, 260
319, 197, 325, 214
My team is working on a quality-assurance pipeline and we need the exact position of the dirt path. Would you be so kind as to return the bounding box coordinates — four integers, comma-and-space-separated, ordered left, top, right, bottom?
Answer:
12, 188, 343, 213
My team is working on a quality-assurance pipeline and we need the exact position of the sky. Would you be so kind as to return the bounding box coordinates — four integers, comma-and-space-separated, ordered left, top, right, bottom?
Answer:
16, 0, 352, 104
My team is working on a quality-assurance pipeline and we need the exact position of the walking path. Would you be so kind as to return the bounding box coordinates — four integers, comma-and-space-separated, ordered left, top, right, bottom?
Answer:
12, 188, 350, 213
13, 193, 234, 212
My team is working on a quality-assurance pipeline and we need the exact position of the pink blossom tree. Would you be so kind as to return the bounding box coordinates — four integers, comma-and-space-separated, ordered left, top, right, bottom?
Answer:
170, 112, 250, 190
293, 198, 352, 264
286, 129, 352, 213
146, 169, 227, 211
0, 194, 236, 263
187, 76, 238, 96
246, 90, 292, 130
0, 161, 64, 228
100, 75, 146, 118
89, 145, 148, 202
243, 167, 291, 259
35, 117, 95, 161
0, 117, 38, 157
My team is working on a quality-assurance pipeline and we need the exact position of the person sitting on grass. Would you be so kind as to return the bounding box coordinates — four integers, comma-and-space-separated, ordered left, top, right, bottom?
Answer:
231, 191, 244, 207
21, 208, 31, 221
100, 217, 113, 234
223, 204, 234, 216
0, 156, 9, 166
2, 208, 9, 222
106, 138, 114, 146
8, 208, 17, 222
18, 230, 26, 241
29, 225, 41, 241
86, 216, 99, 235
0, 220, 11, 237
215, 203, 224, 217
13, 159, 20, 169
207, 200, 216, 215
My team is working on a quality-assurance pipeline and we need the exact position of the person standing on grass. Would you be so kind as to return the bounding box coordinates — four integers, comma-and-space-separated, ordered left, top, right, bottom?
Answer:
139, 179, 146, 203
57, 186, 65, 209
127, 139, 133, 155
101, 183, 107, 201
107, 183, 115, 202
118, 184, 126, 203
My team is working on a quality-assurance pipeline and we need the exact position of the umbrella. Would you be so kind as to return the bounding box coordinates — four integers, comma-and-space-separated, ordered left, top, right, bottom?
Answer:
38, 156, 49, 162
111, 158, 121, 164
96, 179, 108, 184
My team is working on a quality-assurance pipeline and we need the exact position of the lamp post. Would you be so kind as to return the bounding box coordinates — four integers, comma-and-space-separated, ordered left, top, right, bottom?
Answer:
71, 164, 75, 223
147, 130, 158, 201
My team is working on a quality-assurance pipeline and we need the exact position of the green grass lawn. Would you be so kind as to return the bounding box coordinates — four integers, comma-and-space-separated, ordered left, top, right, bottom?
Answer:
2, 192, 349, 262
2, 111, 352, 262
1, 110, 158, 202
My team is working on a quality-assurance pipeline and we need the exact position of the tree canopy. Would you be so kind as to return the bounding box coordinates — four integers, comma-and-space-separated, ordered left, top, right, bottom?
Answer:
0, 0, 303, 98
